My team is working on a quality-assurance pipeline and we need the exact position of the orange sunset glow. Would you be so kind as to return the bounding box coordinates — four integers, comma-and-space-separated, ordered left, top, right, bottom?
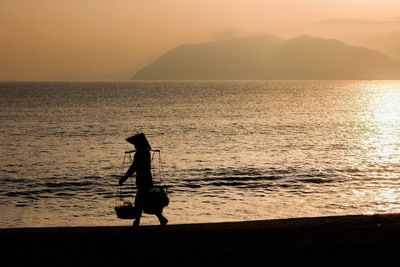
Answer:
2, 0, 400, 80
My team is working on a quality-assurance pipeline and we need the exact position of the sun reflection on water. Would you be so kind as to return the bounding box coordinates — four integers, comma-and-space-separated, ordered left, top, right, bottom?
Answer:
355, 82, 400, 214
366, 83, 400, 164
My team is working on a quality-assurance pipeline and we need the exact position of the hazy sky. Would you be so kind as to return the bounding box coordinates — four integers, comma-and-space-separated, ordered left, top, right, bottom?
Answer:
2, 0, 400, 80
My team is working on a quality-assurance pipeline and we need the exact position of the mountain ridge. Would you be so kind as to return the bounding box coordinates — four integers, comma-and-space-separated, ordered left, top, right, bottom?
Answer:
133, 35, 400, 80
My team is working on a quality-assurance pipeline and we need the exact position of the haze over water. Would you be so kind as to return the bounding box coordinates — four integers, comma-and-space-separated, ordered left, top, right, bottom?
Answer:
3, 1, 400, 81
1, 81, 400, 227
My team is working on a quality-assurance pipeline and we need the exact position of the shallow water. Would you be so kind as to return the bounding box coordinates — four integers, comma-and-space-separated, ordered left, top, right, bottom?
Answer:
1, 80, 400, 227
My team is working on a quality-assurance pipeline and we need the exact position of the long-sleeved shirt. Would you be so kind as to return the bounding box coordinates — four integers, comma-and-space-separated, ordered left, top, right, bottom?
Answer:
120, 150, 153, 190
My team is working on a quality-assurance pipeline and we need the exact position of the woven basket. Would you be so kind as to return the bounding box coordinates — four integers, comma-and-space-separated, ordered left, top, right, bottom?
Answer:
115, 201, 136, 219
115, 187, 169, 218
143, 186, 169, 214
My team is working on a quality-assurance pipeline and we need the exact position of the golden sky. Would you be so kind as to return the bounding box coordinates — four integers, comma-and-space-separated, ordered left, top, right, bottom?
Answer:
1, 0, 400, 80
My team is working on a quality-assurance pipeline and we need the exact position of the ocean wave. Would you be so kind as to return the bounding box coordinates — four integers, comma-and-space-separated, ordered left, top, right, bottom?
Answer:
167, 166, 342, 190
1, 176, 117, 201
0, 167, 346, 205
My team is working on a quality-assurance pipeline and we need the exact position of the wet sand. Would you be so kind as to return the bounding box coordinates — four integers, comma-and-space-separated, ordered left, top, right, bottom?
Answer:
2, 214, 400, 266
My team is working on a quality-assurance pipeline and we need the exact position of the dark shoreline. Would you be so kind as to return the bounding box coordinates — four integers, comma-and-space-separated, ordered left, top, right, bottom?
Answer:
3, 214, 400, 266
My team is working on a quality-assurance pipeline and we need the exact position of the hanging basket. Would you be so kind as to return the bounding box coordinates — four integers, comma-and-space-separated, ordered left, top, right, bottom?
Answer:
115, 186, 169, 218
142, 186, 169, 214
115, 201, 136, 219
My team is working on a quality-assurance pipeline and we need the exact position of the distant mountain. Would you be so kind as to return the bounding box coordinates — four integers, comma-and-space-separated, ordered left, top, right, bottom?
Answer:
300, 19, 400, 60
133, 35, 400, 80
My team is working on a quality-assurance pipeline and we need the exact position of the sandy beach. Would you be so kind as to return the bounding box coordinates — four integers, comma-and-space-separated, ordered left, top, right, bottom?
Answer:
2, 214, 400, 266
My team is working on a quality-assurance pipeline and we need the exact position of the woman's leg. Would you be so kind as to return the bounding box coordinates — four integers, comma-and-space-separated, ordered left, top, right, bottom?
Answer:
133, 190, 144, 228
156, 213, 168, 228
133, 208, 142, 228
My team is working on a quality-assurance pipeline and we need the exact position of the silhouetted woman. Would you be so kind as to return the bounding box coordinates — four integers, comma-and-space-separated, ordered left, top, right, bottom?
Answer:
119, 133, 168, 228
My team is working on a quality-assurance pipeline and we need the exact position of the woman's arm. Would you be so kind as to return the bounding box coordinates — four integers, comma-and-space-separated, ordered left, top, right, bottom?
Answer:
119, 163, 136, 185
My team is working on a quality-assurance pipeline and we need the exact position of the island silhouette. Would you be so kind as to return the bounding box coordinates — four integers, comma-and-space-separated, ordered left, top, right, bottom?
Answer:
133, 35, 400, 80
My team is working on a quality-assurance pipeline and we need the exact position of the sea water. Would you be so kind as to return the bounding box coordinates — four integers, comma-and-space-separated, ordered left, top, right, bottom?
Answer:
1, 81, 400, 227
